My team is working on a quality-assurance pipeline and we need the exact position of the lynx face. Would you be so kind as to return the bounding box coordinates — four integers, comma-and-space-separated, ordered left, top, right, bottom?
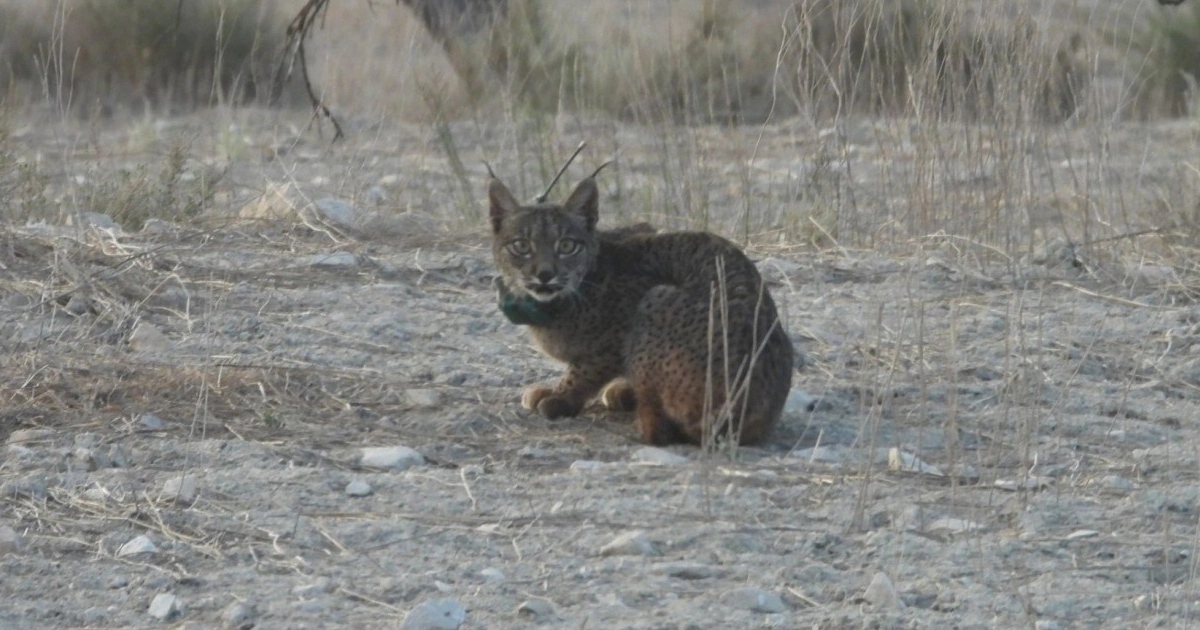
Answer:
489, 175, 600, 303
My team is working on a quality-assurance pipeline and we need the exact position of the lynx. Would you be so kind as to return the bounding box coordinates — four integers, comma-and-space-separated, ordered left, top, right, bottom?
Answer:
489, 169, 793, 446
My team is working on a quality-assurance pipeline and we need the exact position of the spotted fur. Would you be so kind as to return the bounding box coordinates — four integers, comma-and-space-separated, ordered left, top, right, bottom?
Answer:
489, 172, 794, 446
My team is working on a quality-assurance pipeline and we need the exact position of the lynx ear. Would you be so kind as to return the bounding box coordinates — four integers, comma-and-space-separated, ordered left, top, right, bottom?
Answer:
488, 174, 522, 233
563, 177, 599, 231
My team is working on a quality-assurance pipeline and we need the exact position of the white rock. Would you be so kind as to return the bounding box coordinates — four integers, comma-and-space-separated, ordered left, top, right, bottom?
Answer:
345, 480, 373, 497
406, 389, 442, 408
147, 593, 179, 620
720, 588, 787, 613
162, 476, 198, 504
117, 535, 158, 557
784, 388, 814, 416
360, 446, 425, 471
139, 414, 165, 430
863, 572, 904, 608
925, 518, 981, 536
598, 530, 655, 557
516, 597, 555, 618
0, 525, 21, 555
631, 446, 688, 466
887, 448, 943, 476
129, 322, 170, 353
7, 429, 53, 445
397, 598, 466, 630
1065, 529, 1100, 540
478, 568, 505, 583
994, 476, 1051, 491
223, 600, 256, 630
569, 460, 606, 472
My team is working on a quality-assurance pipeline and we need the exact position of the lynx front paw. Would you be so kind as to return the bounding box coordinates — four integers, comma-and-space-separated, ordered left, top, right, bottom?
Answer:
520, 384, 583, 419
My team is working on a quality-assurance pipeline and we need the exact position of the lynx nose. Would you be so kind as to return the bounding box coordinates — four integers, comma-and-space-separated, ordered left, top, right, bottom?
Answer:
535, 270, 555, 284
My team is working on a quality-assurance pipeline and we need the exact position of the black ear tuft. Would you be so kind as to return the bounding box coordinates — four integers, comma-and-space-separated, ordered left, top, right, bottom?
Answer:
563, 177, 599, 231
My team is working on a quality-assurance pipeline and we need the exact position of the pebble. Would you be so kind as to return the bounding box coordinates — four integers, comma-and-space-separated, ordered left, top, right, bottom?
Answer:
516, 597, 555, 619
1101, 475, 1134, 491
162, 476, 198, 504
887, 448, 943, 476
64, 294, 93, 316
118, 535, 158, 557
222, 600, 256, 630
1065, 529, 1100, 541
147, 593, 180, 620
107, 445, 131, 468
656, 562, 718, 580
292, 577, 333, 598
129, 322, 171, 352
784, 388, 815, 415
863, 572, 904, 608
6, 444, 36, 458
345, 480, 373, 497
1035, 621, 1061, 630
74, 448, 111, 471
312, 198, 359, 229
598, 530, 656, 557
406, 389, 442, 408
360, 446, 425, 471
107, 575, 129, 589
478, 568, 505, 583
303, 251, 360, 269
139, 414, 165, 430
7, 428, 53, 445
569, 460, 606, 472
631, 446, 688, 466
397, 598, 466, 630
1, 475, 47, 500
0, 525, 21, 555
721, 588, 787, 613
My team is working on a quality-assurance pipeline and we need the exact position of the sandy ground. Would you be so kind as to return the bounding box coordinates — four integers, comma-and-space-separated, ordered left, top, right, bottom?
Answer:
1, 108, 1199, 629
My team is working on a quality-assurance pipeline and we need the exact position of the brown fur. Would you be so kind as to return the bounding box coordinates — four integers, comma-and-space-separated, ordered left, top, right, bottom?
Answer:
489, 172, 793, 446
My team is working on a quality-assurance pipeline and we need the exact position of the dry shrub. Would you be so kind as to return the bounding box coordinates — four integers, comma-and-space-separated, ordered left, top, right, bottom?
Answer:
1130, 2, 1200, 118
0, 0, 286, 114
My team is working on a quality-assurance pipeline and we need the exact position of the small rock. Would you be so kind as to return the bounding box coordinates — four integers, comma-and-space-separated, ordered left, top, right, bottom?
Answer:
406, 389, 442, 408
107, 445, 131, 468
656, 562, 718, 580
6, 444, 35, 458
81, 606, 111, 625
0, 525, 21, 555
365, 186, 388, 205
598, 530, 655, 557
345, 480, 373, 497
569, 460, 606, 472
862, 572, 904, 609
162, 476, 198, 504
784, 388, 815, 415
887, 448, 943, 476
397, 598, 466, 630
925, 518, 981, 536
1035, 621, 1061, 630
129, 322, 171, 353
74, 211, 120, 231
1100, 475, 1134, 491
118, 535, 158, 557
478, 568, 505, 583
303, 251, 360, 269
721, 588, 787, 613
147, 593, 180, 620
139, 414, 165, 430
360, 446, 425, 471
994, 476, 1051, 492
631, 446, 688, 466
107, 575, 129, 589
517, 446, 552, 459
516, 597, 555, 619
222, 600, 256, 630
792, 444, 847, 464
1065, 529, 1100, 541
1, 475, 47, 500
292, 577, 332, 598
74, 447, 112, 471
65, 294, 93, 316
312, 198, 359, 229
74, 432, 101, 448
7, 428, 53, 445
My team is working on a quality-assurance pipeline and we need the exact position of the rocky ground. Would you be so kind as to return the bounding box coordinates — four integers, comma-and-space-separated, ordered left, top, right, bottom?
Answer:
1, 110, 1200, 629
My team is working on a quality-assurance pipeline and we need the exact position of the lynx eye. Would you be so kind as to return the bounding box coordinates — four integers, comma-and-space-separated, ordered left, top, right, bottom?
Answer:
555, 239, 582, 256
506, 239, 533, 257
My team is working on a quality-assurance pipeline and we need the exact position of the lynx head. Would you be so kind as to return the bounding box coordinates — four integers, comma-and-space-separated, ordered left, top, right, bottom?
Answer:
489, 172, 599, 303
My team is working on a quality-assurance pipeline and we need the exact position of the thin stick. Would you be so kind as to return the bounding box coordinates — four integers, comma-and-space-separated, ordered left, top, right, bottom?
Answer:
536, 141, 588, 203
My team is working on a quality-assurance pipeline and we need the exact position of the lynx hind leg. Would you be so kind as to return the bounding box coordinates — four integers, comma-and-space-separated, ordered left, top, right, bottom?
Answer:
600, 379, 637, 412
627, 285, 712, 445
